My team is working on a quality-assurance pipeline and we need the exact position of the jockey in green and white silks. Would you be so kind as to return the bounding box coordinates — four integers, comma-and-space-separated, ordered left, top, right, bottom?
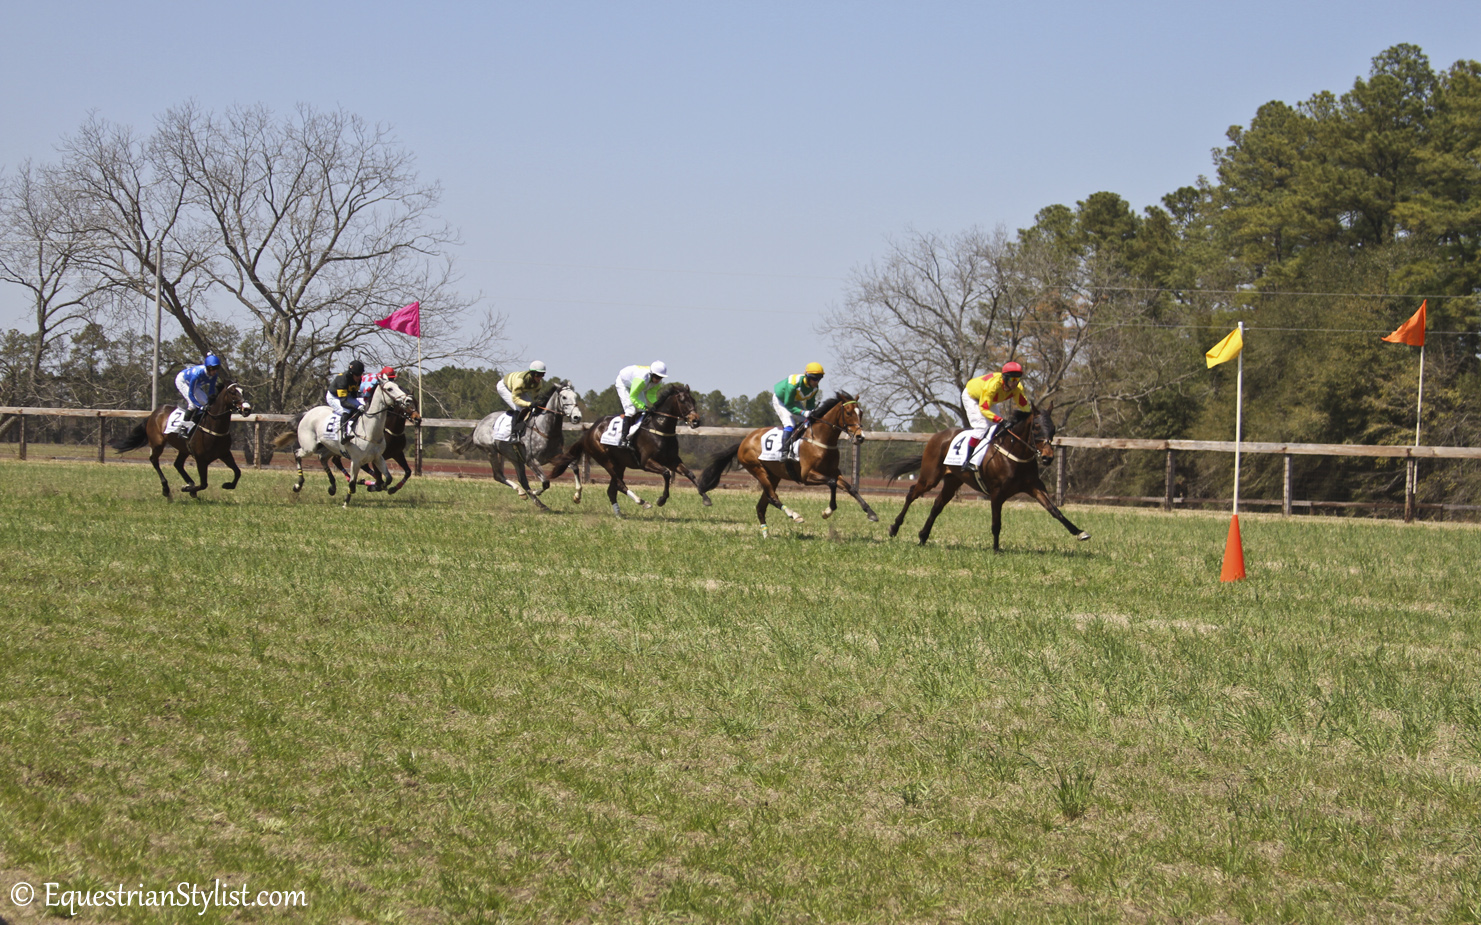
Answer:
960, 361, 1029, 472
772, 362, 824, 450
615, 361, 668, 446
497, 360, 547, 437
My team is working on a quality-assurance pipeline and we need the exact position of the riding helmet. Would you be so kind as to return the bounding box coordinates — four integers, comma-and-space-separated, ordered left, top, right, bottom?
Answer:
348, 359, 365, 376
380, 366, 396, 379
805, 362, 825, 378
529, 360, 547, 374
204, 354, 222, 369
1002, 361, 1023, 377
649, 360, 668, 378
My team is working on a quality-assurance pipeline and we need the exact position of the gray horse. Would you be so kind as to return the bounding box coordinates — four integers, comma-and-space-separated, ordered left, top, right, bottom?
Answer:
451, 383, 583, 512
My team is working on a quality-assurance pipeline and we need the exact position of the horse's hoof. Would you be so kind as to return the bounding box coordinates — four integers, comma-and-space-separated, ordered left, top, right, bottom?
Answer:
867, 513, 879, 523
571, 495, 582, 504
656, 497, 668, 507
1076, 532, 1091, 541
821, 508, 834, 520
222, 483, 236, 490
387, 486, 402, 495
888, 525, 899, 538
702, 497, 712, 507
641, 502, 652, 510
328, 484, 337, 496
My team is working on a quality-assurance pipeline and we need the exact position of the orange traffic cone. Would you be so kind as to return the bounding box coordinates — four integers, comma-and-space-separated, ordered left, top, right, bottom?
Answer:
1220, 514, 1246, 582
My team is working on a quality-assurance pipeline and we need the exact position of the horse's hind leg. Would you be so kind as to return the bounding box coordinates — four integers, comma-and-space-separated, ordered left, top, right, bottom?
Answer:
387, 455, 412, 494
670, 460, 713, 507
292, 449, 306, 493
320, 453, 337, 496
825, 475, 879, 523
917, 477, 963, 546
150, 446, 172, 499
173, 449, 195, 489
888, 480, 933, 538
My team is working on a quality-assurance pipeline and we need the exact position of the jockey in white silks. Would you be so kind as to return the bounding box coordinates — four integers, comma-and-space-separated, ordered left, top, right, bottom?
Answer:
614, 361, 668, 447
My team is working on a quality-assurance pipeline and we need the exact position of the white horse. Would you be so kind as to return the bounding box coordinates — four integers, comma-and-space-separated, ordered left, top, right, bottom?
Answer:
275, 379, 417, 505
453, 383, 583, 512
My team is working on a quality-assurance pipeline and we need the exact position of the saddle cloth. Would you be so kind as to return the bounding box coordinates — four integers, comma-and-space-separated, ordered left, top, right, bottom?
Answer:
489, 412, 515, 443
757, 428, 801, 463
943, 429, 992, 468
165, 407, 190, 436
322, 413, 355, 444
598, 414, 643, 447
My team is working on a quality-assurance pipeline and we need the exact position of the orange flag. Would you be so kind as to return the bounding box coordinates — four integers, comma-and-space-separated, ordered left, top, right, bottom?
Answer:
1382, 300, 1426, 347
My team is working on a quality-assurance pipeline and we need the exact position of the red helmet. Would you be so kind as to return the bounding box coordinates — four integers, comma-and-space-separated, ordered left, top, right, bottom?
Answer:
380, 366, 396, 379
1002, 361, 1023, 376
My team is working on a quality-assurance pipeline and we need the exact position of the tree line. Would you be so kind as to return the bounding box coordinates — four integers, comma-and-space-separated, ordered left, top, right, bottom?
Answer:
821, 44, 1481, 505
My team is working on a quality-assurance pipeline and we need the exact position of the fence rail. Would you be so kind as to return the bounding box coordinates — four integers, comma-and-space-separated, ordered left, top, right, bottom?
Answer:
3, 406, 1475, 523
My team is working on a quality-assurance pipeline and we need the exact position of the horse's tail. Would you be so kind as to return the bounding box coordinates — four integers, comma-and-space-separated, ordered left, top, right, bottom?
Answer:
697, 443, 742, 494
110, 423, 149, 454
271, 413, 306, 449
546, 436, 586, 480
447, 432, 475, 456
884, 453, 923, 485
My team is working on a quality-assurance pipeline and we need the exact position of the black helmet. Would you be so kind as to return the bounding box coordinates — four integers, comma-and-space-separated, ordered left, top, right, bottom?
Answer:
347, 360, 365, 376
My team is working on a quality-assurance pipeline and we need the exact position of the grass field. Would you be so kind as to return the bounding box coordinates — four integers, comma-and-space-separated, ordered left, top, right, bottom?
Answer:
2, 462, 1480, 924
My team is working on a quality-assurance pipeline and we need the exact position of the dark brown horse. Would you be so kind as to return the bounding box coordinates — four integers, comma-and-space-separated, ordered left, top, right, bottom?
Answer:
546, 384, 712, 516
696, 392, 878, 536
886, 405, 1090, 549
110, 382, 252, 499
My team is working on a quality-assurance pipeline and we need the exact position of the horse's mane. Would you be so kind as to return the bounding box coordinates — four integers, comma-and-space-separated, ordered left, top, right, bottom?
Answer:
535, 382, 561, 405
813, 391, 857, 420
655, 383, 690, 406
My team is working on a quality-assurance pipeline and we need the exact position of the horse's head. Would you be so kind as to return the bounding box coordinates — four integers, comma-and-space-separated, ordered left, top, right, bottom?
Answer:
378, 379, 421, 422
816, 392, 865, 445
213, 382, 251, 417
557, 384, 583, 425
658, 384, 701, 430
1007, 404, 1055, 464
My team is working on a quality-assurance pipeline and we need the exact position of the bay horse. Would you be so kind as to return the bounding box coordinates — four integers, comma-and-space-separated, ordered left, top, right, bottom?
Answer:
272, 379, 418, 505
546, 384, 712, 516
449, 383, 584, 512
696, 391, 879, 537
110, 382, 252, 499
886, 405, 1090, 550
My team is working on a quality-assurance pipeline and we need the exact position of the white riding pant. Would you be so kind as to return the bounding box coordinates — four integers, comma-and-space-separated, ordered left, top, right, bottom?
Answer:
496, 380, 524, 413
961, 387, 989, 434
772, 395, 799, 429
326, 393, 362, 415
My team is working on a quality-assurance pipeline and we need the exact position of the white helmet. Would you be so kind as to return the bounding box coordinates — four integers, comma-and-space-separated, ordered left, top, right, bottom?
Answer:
649, 360, 668, 378
529, 360, 546, 373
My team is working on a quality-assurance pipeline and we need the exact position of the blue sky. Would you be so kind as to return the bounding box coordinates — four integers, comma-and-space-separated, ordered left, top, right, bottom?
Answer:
2, 1, 1477, 399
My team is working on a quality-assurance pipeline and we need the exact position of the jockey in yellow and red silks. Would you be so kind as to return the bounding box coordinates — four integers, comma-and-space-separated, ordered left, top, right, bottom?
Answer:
960, 361, 1029, 471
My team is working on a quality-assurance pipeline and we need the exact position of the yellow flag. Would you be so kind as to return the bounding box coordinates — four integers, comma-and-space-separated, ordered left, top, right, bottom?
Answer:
1205, 327, 1244, 368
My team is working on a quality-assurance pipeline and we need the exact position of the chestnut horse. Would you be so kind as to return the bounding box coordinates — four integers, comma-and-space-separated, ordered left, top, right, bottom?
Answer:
886, 405, 1090, 550
546, 384, 712, 516
696, 392, 878, 537
110, 382, 252, 499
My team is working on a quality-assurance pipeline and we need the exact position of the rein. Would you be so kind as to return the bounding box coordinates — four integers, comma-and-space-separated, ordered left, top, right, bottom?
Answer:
799, 400, 859, 446
992, 415, 1049, 464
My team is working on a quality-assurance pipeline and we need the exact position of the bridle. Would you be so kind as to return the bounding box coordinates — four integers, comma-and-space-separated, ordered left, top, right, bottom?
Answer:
637, 389, 700, 432
797, 399, 863, 448
993, 411, 1051, 465
195, 384, 247, 438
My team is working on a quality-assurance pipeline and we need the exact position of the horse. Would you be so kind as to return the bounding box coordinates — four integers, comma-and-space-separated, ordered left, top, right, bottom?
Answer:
885, 405, 1090, 550
696, 391, 879, 537
271, 379, 419, 505
546, 383, 713, 516
109, 382, 252, 500
333, 393, 419, 495
449, 383, 583, 512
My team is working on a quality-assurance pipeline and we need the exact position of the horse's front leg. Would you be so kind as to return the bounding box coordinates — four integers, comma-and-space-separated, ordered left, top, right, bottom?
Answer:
511, 451, 551, 512
669, 460, 713, 507
490, 448, 525, 497
221, 450, 242, 490
173, 448, 196, 490
825, 475, 878, 523
526, 458, 551, 496
150, 445, 173, 499
604, 464, 648, 515
387, 456, 412, 494
1028, 483, 1090, 543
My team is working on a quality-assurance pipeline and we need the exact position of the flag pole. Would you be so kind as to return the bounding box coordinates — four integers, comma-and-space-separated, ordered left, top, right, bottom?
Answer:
415, 324, 424, 476
1233, 321, 1244, 516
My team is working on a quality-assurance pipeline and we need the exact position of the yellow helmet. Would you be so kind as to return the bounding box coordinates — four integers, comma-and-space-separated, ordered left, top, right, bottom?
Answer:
804, 362, 825, 377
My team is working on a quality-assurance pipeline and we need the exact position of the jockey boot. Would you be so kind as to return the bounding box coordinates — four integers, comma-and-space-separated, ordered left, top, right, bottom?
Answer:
962, 437, 981, 473
339, 411, 354, 438
512, 407, 530, 439
619, 414, 634, 448
780, 426, 795, 452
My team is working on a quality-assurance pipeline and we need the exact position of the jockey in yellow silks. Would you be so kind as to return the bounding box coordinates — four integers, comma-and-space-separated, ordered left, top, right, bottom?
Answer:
497, 360, 548, 437
960, 361, 1028, 472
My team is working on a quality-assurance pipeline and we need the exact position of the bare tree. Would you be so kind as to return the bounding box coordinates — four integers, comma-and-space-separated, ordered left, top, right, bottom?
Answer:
823, 228, 1016, 426
0, 161, 111, 404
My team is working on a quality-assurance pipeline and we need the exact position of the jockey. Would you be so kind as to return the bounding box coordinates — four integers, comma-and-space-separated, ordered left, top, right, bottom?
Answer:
360, 365, 397, 400
497, 361, 548, 438
174, 355, 224, 432
960, 361, 1029, 472
615, 361, 667, 447
327, 359, 367, 437
773, 362, 824, 451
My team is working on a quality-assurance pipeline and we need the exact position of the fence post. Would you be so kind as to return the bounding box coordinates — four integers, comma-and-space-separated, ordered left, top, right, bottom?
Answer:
254, 420, 264, 469
98, 414, 106, 464
1283, 454, 1293, 517
17, 414, 25, 460
1164, 449, 1175, 511
1055, 448, 1066, 507
852, 439, 861, 487
1404, 458, 1416, 523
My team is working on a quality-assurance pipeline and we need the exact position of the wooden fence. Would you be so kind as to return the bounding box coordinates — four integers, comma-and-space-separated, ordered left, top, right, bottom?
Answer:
5, 406, 1480, 523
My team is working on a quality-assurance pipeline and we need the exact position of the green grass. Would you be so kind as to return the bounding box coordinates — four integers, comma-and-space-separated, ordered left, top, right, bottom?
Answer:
2, 462, 1481, 923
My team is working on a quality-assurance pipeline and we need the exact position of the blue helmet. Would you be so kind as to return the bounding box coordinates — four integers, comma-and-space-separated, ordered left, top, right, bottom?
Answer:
204, 355, 222, 369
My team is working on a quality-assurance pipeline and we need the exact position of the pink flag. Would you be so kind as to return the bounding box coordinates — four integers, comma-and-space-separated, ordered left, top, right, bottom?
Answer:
375, 301, 421, 337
